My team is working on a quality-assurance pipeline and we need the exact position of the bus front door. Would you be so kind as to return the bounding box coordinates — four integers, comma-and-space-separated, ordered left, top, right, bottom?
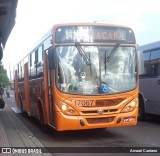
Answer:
44, 49, 56, 126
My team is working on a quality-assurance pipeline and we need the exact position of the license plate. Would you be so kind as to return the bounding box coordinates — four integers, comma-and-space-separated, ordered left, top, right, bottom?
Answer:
72, 99, 95, 107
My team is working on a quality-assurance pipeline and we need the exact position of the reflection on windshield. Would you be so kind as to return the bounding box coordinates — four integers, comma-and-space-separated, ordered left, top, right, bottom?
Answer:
56, 46, 137, 95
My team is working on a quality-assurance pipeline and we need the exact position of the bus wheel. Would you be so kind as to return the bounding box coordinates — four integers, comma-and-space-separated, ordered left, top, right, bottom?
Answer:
39, 104, 48, 133
138, 97, 146, 121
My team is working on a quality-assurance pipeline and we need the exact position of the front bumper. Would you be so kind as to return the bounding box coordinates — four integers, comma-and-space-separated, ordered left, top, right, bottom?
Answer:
55, 108, 138, 131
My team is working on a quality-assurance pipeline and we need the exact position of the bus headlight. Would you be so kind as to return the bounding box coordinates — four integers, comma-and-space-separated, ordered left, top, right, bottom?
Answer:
62, 104, 67, 111
57, 102, 79, 116
121, 99, 138, 113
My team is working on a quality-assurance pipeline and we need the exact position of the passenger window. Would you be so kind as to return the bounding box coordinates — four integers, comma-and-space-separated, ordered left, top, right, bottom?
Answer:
17, 64, 20, 81
38, 46, 43, 63
141, 51, 150, 77
30, 51, 36, 79
21, 60, 24, 81
19, 63, 22, 81
14, 65, 19, 81
37, 45, 44, 77
150, 49, 160, 76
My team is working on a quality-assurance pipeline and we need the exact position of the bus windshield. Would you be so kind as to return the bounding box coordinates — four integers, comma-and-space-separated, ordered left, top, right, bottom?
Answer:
56, 45, 137, 95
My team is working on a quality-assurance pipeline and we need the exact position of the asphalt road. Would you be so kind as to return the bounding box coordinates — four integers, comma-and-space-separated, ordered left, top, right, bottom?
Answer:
4, 91, 160, 156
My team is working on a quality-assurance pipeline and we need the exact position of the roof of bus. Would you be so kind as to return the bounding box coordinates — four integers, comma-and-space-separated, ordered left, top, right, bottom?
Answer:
138, 41, 160, 52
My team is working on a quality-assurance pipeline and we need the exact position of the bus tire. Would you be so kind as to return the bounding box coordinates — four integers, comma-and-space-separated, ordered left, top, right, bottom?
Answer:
138, 95, 146, 121
38, 104, 48, 133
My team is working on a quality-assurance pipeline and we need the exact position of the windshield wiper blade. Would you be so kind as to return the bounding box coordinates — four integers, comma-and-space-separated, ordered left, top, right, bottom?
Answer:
104, 43, 120, 63
104, 43, 120, 74
75, 42, 90, 65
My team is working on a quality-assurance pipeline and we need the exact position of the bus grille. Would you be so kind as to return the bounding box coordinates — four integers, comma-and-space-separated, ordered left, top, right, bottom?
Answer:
86, 117, 114, 124
81, 109, 118, 115
95, 98, 125, 107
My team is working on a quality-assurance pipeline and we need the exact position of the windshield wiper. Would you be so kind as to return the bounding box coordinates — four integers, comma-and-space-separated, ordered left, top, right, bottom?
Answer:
104, 43, 120, 74
75, 42, 92, 77
75, 42, 90, 65
104, 43, 120, 63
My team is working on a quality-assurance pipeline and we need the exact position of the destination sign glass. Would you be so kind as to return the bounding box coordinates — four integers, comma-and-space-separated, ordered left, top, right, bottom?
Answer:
55, 26, 136, 43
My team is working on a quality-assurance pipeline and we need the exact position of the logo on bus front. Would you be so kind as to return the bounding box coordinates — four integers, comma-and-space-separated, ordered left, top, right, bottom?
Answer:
97, 108, 104, 114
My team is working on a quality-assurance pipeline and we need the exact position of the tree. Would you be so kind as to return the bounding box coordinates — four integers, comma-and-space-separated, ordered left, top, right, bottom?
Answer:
0, 61, 10, 87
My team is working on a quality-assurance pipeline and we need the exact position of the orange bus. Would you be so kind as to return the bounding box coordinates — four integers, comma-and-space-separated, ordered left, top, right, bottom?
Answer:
14, 23, 143, 131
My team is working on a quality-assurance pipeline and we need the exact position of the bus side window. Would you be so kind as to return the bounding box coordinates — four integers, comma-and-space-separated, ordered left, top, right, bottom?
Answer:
30, 51, 36, 79
29, 54, 31, 78
24, 55, 29, 76
37, 45, 43, 78
17, 64, 19, 81
150, 49, 160, 77
21, 60, 24, 81
141, 51, 150, 77
18, 63, 22, 81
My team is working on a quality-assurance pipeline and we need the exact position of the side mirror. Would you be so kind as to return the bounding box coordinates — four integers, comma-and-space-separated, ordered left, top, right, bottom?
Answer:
48, 48, 57, 69
137, 51, 144, 75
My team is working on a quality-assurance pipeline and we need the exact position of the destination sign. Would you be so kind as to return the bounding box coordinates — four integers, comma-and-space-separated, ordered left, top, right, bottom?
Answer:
55, 26, 136, 43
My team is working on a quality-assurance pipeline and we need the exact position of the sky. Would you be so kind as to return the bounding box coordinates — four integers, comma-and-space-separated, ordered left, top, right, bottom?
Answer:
3, 0, 160, 79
